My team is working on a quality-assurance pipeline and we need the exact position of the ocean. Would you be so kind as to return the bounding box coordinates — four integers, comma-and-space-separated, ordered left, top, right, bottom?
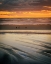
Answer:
0, 18, 51, 30
0, 18, 51, 25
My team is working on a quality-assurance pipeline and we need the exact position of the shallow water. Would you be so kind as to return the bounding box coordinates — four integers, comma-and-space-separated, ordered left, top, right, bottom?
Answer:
0, 33, 51, 64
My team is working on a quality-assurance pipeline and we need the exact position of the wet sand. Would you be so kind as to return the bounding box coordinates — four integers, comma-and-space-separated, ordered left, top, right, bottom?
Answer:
0, 33, 51, 64
0, 24, 51, 30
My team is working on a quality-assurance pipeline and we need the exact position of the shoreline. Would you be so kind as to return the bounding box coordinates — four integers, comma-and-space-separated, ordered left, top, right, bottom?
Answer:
0, 30, 51, 34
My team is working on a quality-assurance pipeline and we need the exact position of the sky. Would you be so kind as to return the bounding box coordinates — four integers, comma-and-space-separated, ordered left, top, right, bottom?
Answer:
0, 0, 51, 18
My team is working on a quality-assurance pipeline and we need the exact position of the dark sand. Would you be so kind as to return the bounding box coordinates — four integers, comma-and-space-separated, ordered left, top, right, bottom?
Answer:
0, 24, 51, 30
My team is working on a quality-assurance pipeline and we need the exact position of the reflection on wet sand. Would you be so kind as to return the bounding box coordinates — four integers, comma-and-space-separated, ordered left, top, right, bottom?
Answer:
0, 33, 51, 64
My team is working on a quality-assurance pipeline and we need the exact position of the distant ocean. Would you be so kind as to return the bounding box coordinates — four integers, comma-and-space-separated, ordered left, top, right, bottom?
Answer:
0, 18, 51, 25
0, 18, 51, 33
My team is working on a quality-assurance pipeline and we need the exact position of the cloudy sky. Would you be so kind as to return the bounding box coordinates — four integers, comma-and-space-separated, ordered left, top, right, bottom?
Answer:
0, 0, 51, 11
0, 0, 51, 18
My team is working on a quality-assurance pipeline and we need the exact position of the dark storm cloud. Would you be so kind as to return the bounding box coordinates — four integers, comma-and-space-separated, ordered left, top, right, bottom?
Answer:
0, 0, 51, 11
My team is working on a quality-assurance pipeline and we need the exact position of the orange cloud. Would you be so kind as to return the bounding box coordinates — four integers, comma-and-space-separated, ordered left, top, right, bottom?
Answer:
43, 6, 51, 9
0, 11, 16, 15
0, 10, 51, 18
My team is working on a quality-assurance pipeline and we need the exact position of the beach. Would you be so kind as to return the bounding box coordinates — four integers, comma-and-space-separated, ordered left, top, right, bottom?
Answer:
0, 33, 51, 64
0, 18, 51, 64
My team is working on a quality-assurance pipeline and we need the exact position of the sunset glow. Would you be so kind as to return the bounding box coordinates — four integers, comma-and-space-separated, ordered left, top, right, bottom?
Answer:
0, 0, 51, 18
0, 10, 51, 18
